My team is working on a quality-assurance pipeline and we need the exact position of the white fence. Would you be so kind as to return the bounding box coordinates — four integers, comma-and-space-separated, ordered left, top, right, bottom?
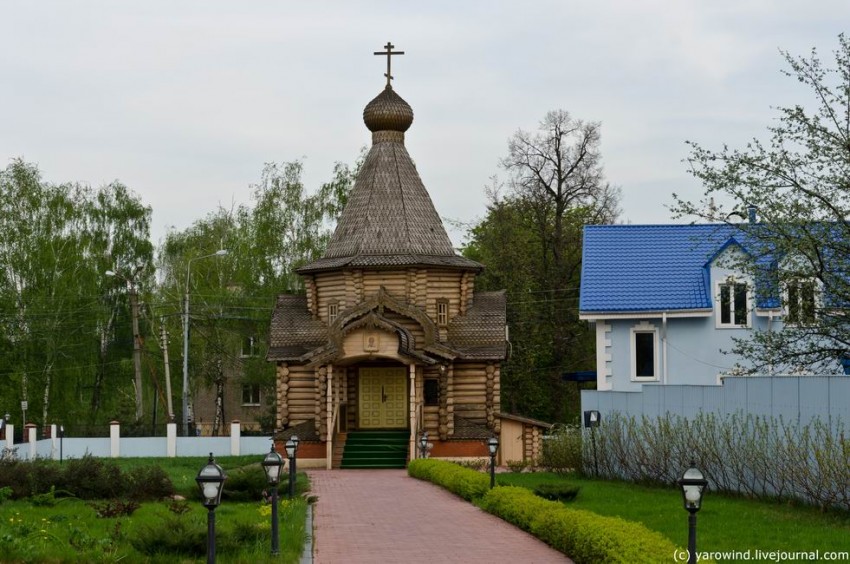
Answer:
2, 421, 272, 461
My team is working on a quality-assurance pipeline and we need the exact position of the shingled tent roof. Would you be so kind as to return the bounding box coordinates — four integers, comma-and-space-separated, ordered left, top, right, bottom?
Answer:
298, 85, 482, 274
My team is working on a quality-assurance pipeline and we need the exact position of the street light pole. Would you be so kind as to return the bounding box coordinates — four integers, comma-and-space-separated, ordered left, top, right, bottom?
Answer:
182, 250, 227, 436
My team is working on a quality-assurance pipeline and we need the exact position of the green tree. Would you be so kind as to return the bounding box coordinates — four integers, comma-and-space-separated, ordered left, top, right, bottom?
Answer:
0, 160, 153, 431
672, 34, 850, 374
155, 158, 357, 432
465, 111, 620, 422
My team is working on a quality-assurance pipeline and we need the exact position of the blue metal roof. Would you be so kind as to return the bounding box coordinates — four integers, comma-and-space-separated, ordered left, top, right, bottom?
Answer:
580, 224, 744, 313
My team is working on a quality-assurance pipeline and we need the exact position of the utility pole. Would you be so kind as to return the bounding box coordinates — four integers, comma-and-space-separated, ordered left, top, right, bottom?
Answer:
107, 267, 145, 423
160, 322, 175, 421
129, 286, 144, 422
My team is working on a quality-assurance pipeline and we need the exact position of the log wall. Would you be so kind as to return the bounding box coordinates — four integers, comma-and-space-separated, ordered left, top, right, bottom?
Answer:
345, 270, 364, 303
362, 271, 408, 297
315, 366, 328, 440
282, 364, 318, 427
315, 271, 347, 320
524, 424, 542, 462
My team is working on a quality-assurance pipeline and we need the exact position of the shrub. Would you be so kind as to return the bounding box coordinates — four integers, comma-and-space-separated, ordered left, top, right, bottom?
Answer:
506, 459, 529, 473
131, 513, 214, 557
166, 498, 191, 514
0, 458, 63, 499
454, 458, 488, 472
589, 411, 850, 511
532, 483, 580, 502
0, 486, 11, 503
87, 499, 140, 518
222, 463, 283, 502
480, 486, 685, 564
541, 424, 582, 473
61, 455, 124, 500
408, 459, 490, 501
125, 465, 175, 500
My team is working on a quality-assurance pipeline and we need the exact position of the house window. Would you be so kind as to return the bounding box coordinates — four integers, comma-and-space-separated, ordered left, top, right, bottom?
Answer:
785, 279, 817, 325
716, 280, 750, 328
328, 301, 339, 324
436, 300, 449, 326
424, 379, 440, 406
630, 324, 658, 381
242, 384, 261, 406
241, 336, 258, 357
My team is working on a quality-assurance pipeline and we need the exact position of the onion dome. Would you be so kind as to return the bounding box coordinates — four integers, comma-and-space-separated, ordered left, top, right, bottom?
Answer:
363, 86, 414, 133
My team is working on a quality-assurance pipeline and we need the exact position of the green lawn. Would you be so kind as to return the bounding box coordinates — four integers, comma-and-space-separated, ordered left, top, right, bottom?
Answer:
114, 454, 267, 496
0, 455, 309, 563
497, 472, 850, 561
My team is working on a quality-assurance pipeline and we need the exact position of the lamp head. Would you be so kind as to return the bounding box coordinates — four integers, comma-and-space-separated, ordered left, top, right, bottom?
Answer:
285, 438, 296, 458
195, 452, 227, 508
677, 461, 708, 513
487, 436, 499, 456
261, 444, 285, 485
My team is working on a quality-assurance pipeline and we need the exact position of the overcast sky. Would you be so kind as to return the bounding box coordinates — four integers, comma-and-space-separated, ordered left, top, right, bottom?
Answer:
2, 1, 848, 248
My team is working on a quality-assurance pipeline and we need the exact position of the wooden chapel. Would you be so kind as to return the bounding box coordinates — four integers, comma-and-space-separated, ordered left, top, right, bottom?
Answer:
267, 45, 539, 469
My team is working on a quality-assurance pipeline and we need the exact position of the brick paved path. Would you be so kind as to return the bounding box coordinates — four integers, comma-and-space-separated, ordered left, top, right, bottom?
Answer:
308, 469, 572, 564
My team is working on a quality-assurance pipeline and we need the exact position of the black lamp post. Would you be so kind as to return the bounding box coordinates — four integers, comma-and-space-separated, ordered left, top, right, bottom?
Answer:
487, 436, 499, 489
677, 461, 708, 564
261, 444, 285, 556
285, 439, 297, 498
196, 453, 227, 564
58, 425, 64, 464
290, 435, 299, 487
419, 431, 428, 459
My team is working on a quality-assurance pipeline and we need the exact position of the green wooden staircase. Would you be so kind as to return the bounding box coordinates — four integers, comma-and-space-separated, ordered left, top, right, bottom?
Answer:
340, 430, 409, 469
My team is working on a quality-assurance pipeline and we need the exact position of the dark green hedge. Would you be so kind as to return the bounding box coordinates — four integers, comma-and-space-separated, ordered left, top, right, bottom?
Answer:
408, 459, 688, 564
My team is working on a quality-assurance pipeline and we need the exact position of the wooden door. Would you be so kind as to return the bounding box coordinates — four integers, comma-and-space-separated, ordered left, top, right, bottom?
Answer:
358, 367, 408, 428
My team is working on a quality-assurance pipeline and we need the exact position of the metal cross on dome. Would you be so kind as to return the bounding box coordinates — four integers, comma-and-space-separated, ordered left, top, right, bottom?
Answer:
374, 42, 404, 87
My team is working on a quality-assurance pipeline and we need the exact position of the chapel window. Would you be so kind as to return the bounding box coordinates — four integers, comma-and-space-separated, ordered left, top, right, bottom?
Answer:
436, 299, 449, 326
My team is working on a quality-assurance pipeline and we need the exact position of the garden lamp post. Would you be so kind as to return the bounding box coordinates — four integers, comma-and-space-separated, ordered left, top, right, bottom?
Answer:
677, 461, 708, 564
285, 439, 297, 498
59, 424, 64, 464
290, 435, 299, 487
261, 444, 285, 556
182, 249, 227, 436
487, 436, 499, 489
196, 453, 227, 564
419, 431, 428, 459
